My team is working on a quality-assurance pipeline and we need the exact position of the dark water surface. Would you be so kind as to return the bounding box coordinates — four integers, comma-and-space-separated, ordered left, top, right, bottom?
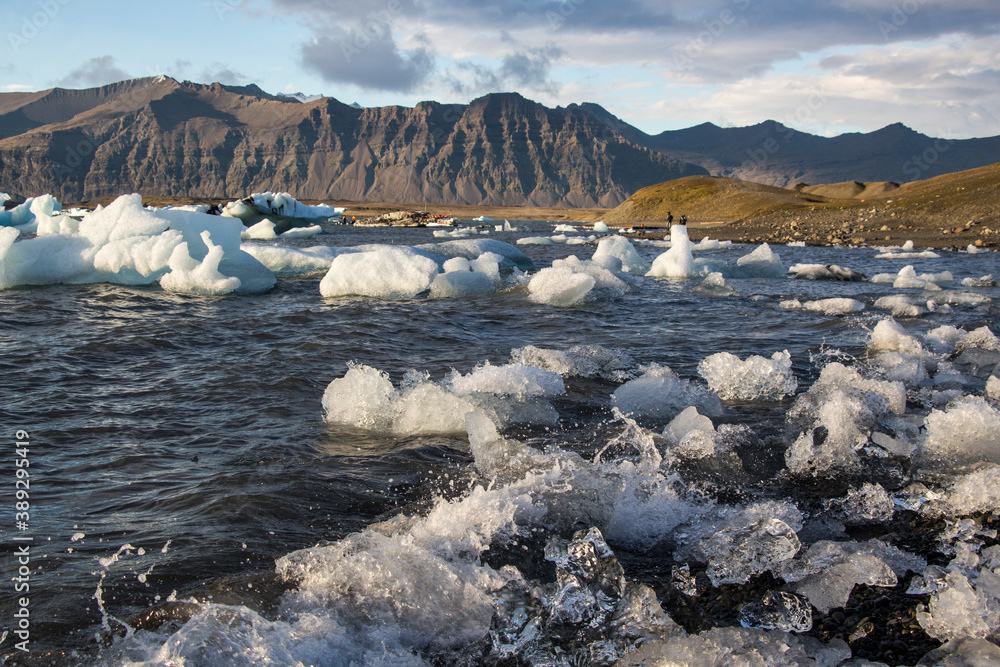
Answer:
1, 222, 997, 665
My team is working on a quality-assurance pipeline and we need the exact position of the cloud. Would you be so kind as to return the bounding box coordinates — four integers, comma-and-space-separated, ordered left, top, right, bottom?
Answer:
445, 42, 564, 96
56, 56, 130, 89
300, 29, 435, 92
199, 64, 249, 85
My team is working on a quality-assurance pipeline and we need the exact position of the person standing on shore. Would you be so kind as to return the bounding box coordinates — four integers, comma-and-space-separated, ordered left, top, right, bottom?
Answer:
667, 212, 673, 226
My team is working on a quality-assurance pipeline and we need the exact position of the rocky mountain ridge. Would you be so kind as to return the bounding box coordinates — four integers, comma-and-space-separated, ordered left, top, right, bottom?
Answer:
0, 77, 704, 207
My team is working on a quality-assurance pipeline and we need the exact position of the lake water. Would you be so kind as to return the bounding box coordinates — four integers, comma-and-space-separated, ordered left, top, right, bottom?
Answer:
2, 220, 998, 666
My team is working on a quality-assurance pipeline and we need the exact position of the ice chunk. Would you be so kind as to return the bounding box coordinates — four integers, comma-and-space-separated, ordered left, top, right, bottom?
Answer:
916, 571, 995, 641
802, 298, 865, 315
449, 363, 565, 399
35, 213, 80, 237
733, 243, 785, 278
159, 233, 242, 296
617, 627, 850, 667
465, 412, 536, 477
223, 192, 343, 221
833, 483, 895, 525
320, 247, 438, 299
916, 396, 1000, 471
241, 219, 277, 240
516, 236, 554, 245
919, 638, 1000, 666
868, 318, 925, 355
919, 465, 1000, 519
429, 270, 494, 298
0, 194, 61, 229
691, 271, 737, 297
701, 517, 801, 586
612, 368, 723, 420
592, 221, 609, 232
738, 591, 813, 632
510, 344, 639, 382
646, 225, 701, 279
962, 274, 995, 287
322, 363, 478, 435
0, 228, 94, 289
956, 326, 1000, 353
988, 375, 1000, 404
242, 244, 345, 276
788, 263, 866, 281
527, 265, 596, 306
697, 350, 797, 402
873, 295, 926, 318
592, 236, 650, 275
281, 225, 323, 239
795, 555, 896, 614
417, 239, 533, 272
785, 362, 906, 475
892, 264, 942, 290
93, 230, 184, 284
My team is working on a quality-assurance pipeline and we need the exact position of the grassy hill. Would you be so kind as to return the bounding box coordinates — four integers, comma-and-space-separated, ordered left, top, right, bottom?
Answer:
606, 164, 1000, 249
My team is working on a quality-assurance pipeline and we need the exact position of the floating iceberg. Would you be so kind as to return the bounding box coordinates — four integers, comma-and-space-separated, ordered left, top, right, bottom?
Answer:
646, 225, 701, 279
592, 236, 650, 275
320, 247, 439, 299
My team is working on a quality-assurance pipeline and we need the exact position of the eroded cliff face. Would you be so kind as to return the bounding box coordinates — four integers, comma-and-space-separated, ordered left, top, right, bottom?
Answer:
0, 78, 706, 205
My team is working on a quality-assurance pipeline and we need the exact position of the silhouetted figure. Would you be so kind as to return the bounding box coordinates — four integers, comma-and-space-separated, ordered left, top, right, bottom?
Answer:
667, 211, 673, 225
680, 215, 687, 225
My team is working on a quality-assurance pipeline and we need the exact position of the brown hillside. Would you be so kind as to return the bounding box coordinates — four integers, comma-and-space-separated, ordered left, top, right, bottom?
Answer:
609, 163, 1000, 249
604, 175, 843, 225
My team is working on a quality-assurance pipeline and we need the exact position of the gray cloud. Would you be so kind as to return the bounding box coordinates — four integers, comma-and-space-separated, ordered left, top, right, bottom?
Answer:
301, 29, 435, 92
56, 56, 130, 89
199, 64, 249, 85
447, 42, 564, 96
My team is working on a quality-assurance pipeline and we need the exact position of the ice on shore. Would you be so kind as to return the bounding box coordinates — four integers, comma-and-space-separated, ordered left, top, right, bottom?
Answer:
592, 221, 609, 232
697, 350, 797, 402
915, 396, 1000, 471
592, 236, 650, 275
785, 362, 906, 475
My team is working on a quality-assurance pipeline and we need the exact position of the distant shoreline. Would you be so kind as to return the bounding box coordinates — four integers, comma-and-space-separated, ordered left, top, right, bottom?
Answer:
69, 194, 995, 250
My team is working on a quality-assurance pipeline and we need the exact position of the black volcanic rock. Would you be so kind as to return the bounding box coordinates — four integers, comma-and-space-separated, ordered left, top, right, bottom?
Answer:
0, 79, 705, 206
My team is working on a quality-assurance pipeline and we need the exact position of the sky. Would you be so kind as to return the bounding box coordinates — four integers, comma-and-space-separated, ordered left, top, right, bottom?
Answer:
2, 0, 999, 139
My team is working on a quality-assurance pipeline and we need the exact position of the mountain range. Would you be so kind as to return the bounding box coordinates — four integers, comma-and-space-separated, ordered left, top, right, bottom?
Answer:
1, 76, 998, 206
